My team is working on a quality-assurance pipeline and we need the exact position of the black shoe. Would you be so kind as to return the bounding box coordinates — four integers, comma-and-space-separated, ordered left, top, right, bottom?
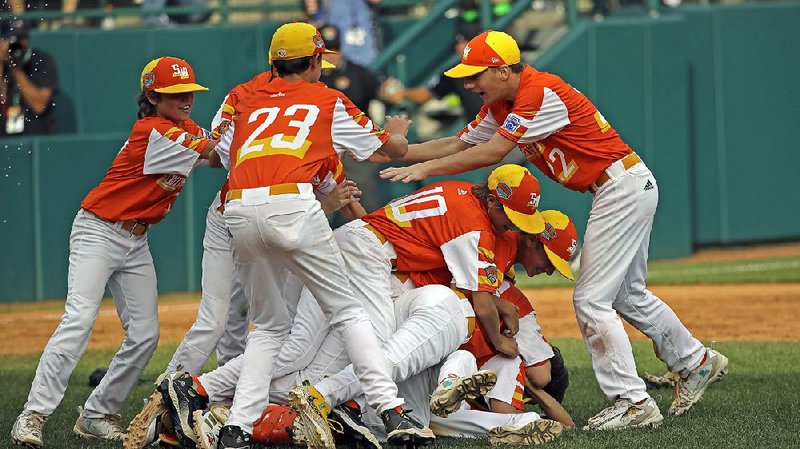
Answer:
218, 425, 252, 449
157, 372, 209, 449
380, 407, 435, 447
329, 402, 381, 449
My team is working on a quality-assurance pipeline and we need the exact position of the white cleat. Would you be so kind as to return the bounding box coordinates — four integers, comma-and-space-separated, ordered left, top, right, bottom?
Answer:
193, 405, 230, 449
489, 419, 564, 446
670, 348, 729, 416
583, 397, 664, 431
430, 370, 497, 418
10, 411, 47, 448
73, 406, 125, 441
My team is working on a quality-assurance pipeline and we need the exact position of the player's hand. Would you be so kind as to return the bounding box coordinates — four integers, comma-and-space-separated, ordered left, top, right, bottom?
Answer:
494, 335, 519, 358
495, 297, 520, 337
379, 163, 430, 183
319, 180, 361, 214
384, 114, 413, 137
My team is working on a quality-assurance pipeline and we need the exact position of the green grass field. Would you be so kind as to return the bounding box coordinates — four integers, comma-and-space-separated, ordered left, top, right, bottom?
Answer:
2, 340, 799, 449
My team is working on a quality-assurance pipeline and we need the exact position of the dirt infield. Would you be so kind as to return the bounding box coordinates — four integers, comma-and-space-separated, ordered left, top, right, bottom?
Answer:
1, 283, 798, 355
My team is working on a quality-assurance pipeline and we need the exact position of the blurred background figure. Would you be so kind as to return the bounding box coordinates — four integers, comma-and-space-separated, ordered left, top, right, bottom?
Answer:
320, 22, 385, 214
303, 0, 381, 67
142, 0, 211, 27
0, 18, 59, 136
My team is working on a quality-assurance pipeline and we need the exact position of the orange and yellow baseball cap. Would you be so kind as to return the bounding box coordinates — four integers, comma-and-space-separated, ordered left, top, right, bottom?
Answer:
488, 164, 545, 234
269, 22, 337, 69
140, 56, 208, 94
537, 210, 578, 280
444, 30, 521, 78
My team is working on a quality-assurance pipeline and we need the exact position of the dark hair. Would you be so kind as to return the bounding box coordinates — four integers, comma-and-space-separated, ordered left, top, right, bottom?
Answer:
471, 183, 493, 205
273, 55, 315, 77
137, 91, 160, 119
508, 63, 526, 73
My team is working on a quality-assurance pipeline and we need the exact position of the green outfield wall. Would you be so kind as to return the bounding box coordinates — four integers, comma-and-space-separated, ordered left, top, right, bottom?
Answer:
1, 3, 798, 302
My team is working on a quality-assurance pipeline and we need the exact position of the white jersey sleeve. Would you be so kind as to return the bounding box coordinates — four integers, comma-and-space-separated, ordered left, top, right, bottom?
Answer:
458, 107, 500, 146
440, 231, 498, 292
142, 127, 202, 176
331, 97, 388, 161
501, 87, 570, 144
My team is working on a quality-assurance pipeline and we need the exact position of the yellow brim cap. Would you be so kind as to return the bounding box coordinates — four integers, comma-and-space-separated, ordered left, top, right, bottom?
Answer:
322, 60, 336, 69
154, 83, 209, 94
544, 246, 574, 281
503, 206, 546, 234
444, 63, 489, 79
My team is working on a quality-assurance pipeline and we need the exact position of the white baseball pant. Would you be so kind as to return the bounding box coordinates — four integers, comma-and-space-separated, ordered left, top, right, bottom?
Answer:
23, 209, 160, 418
574, 161, 705, 402
223, 187, 401, 432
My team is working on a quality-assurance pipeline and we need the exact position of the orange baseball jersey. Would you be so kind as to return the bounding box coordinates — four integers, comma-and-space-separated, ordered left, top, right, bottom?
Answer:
222, 77, 388, 189
457, 66, 632, 192
365, 181, 500, 293
81, 116, 212, 224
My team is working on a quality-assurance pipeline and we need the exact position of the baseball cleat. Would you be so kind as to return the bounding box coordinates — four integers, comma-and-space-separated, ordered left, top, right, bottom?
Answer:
381, 407, 435, 447
288, 381, 335, 449
643, 370, 680, 389
328, 402, 381, 449
218, 425, 252, 449
124, 390, 167, 449
583, 397, 663, 431
158, 372, 209, 448
488, 419, 564, 446
430, 370, 497, 418
73, 406, 125, 441
670, 348, 729, 416
193, 405, 230, 449
10, 411, 47, 448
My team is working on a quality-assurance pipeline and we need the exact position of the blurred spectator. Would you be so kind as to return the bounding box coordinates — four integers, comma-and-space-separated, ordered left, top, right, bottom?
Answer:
0, 19, 59, 136
381, 22, 484, 124
305, 0, 381, 67
5, 0, 25, 16
142, 0, 211, 26
320, 23, 384, 213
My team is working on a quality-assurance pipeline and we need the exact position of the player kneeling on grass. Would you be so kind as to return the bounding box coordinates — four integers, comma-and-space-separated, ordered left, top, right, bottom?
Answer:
10, 56, 221, 449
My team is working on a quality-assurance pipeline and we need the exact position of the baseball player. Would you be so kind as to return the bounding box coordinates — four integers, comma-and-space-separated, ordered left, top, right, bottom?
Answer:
158, 22, 432, 449
379, 30, 728, 429
10, 56, 219, 448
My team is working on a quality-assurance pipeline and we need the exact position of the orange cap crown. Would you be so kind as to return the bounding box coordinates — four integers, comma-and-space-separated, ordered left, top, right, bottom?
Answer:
444, 30, 521, 78
537, 210, 578, 280
488, 164, 545, 234
140, 56, 208, 94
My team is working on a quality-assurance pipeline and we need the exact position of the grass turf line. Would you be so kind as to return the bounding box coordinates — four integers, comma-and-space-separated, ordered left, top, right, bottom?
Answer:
2, 340, 799, 448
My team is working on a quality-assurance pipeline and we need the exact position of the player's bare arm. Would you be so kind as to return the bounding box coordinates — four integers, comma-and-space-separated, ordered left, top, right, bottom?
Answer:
395, 135, 473, 163
374, 115, 413, 160
380, 132, 517, 183
494, 295, 520, 337
198, 138, 220, 160
525, 379, 575, 428
471, 290, 519, 358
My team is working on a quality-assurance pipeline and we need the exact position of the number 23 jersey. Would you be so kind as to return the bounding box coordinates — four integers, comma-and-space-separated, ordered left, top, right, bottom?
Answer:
223, 77, 388, 190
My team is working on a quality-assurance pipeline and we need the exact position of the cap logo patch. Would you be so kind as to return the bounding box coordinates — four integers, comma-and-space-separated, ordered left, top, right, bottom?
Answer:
276, 48, 288, 58
495, 182, 512, 200
504, 115, 522, 133
491, 57, 500, 63
313, 34, 324, 48
142, 71, 156, 88
528, 192, 540, 209
540, 222, 557, 240
568, 238, 577, 256
171, 64, 190, 79
462, 44, 471, 61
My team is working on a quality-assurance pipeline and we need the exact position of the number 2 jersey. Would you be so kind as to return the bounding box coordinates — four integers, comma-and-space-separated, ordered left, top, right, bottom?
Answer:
363, 181, 501, 294
220, 75, 389, 190
458, 65, 632, 192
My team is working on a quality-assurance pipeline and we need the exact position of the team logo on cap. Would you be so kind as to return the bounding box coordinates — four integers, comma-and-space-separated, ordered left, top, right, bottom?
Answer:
528, 192, 540, 209
462, 44, 471, 61
313, 33, 324, 48
495, 182, 512, 200
568, 238, 578, 256
540, 222, 557, 241
171, 64, 189, 79
276, 48, 288, 58
142, 71, 156, 88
